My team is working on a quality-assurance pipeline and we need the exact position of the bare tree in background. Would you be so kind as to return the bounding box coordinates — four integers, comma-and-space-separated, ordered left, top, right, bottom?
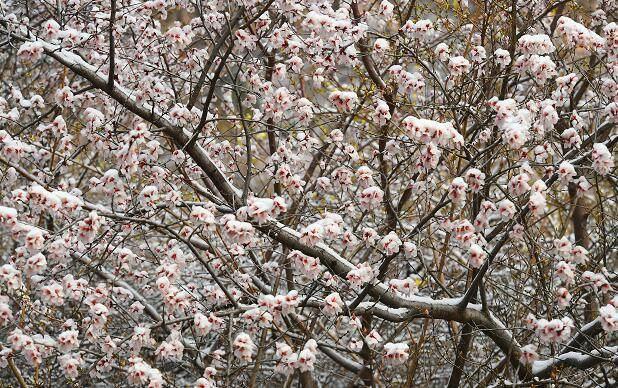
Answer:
0, 0, 616, 386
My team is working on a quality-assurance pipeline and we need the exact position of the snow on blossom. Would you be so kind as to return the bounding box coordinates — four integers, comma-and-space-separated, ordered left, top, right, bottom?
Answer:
448, 177, 468, 204
346, 263, 375, 290
556, 16, 605, 52
448, 56, 471, 76
468, 244, 486, 268
591, 143, 614, 175
383, 342, 409, 365
380, 231, 402, 255
599, 304, 617, 332
519, 344, 539, 364
233, 333, 256, 361
359, 186, 384, 210
322, 292, 343, 316
329, 91, 358, 112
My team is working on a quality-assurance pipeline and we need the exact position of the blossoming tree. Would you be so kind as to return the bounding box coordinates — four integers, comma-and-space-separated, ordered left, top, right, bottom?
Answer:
0, 0, 616, 386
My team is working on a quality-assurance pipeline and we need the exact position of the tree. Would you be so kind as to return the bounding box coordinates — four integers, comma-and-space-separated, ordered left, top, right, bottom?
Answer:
0, 0, 616, 386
